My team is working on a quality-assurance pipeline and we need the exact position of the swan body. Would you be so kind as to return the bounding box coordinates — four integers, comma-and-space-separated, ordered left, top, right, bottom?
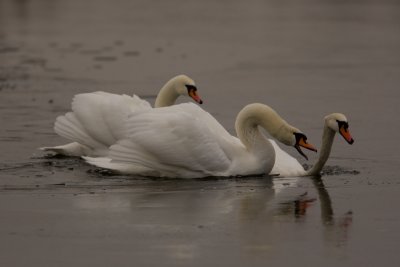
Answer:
270, 113, 354, 177
40, 75, 202, 156
84, 103, 315, 178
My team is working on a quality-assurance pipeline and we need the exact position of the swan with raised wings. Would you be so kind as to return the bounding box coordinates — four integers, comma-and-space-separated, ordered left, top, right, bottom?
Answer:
40, 75, 202, 156
270, 113, 354, 177
84, 103, 317, 178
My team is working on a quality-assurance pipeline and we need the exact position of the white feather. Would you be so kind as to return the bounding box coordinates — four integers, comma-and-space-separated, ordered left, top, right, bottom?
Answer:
40, 75, 199, 157
85, 103, 300, 178
41, 92, 151, 156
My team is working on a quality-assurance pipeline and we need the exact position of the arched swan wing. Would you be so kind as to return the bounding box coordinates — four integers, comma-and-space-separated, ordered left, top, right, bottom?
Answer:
55, 91, 151, 152
105, 103, 233, 177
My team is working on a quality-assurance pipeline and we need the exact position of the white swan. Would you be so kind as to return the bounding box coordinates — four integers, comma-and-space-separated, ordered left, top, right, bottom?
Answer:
270, 113, 354, 177
84, 103, 317, 178
40, 75, 202, 156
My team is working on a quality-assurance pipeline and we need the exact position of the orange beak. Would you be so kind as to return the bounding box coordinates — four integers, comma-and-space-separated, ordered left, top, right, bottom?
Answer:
295, 137, 317, 160
189, 90, 203, 104
299, 138, 318, 152
339, 126, 354, 144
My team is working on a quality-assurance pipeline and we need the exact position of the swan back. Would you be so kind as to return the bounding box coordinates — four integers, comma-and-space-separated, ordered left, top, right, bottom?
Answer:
102, 103, 233, 177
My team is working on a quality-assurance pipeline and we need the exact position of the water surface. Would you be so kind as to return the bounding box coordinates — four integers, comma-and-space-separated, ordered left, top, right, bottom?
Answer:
1, 0, 400, 266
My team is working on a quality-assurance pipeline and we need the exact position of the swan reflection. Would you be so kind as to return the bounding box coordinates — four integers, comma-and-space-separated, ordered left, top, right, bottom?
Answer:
270, 176, 353, 247
70, 174, 353, 257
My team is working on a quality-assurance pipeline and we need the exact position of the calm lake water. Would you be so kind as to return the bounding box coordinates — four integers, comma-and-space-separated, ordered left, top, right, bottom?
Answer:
1, 0, 400, 266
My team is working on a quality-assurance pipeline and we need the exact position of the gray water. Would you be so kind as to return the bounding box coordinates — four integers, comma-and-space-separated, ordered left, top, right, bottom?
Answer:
1, 0, 400, 266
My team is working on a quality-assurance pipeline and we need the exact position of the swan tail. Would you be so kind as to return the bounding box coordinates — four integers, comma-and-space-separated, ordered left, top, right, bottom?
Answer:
83, 157, 112, 168
39, 142, 93, 157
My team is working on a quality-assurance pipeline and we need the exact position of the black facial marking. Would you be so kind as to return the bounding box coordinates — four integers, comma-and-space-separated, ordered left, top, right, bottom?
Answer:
185, 84, 197, 93
293, 132, 310, 160
336, 120, 349, 131
294, 132, 307, 143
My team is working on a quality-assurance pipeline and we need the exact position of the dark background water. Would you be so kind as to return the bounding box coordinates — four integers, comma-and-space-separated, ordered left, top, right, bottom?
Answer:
1, 0, 400, 266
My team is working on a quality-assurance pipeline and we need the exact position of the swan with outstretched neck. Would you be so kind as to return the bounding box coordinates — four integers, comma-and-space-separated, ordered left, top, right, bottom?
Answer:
84, 103, 317, 178
40, 75, 202, 157
270, 113, 354, 177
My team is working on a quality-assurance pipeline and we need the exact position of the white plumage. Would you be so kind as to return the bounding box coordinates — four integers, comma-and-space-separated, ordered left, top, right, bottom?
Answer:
40, 75, 201, 156
84, 103, 314, 178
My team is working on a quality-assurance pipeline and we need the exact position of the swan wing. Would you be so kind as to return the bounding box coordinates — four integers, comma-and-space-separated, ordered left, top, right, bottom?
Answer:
54, 91, 151, 155
95, 103, 233, 177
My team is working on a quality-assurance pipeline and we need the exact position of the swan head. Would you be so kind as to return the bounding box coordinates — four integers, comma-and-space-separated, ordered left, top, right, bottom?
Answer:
325, 113, 354, 144
173, 75, 203, 104
236, 103, 317, 160
285, 127, 318, 160
272, 123, 317, 160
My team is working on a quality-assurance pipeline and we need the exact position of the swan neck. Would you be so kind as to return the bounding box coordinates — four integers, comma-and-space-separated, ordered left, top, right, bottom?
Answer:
307, 125, 336, 176
236, 122, 266, 151
154, 80, 179, 108
235, 104, 291, 150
